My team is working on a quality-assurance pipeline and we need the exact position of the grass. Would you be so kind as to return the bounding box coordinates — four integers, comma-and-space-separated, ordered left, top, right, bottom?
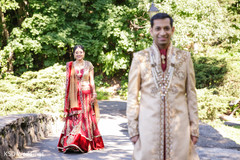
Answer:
0, 65, 120, 117
96, 87, 111, 100
206, 119, 240, 145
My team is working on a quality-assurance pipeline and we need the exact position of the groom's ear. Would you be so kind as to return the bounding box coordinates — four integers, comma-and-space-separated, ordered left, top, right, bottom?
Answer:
150, 27, 153, 37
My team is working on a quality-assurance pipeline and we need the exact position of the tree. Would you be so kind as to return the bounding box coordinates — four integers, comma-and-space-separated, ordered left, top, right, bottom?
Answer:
0, 0, 239, 77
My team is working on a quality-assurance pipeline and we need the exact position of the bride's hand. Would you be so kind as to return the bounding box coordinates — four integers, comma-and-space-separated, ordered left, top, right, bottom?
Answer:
91, 93, 97, 104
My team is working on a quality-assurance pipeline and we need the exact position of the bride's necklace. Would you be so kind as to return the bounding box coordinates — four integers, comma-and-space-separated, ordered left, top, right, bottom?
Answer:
74, 60, 85, 76
74, 60, 85, 68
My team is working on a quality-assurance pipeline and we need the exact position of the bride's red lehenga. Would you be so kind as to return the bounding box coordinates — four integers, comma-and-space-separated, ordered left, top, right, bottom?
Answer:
57, 61, 104, 153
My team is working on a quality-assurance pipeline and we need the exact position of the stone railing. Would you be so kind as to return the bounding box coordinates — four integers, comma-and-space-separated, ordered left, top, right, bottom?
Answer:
0, 114, 59, 160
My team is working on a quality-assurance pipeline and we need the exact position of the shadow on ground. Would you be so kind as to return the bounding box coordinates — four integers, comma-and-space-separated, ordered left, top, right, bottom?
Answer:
197, 121, 240, 150
98, 100, 127, 118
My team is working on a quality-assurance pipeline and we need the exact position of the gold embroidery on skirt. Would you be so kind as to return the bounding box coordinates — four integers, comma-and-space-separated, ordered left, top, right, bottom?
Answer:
66, 119, 71, 135
67, 134, 74, 145
71, 120, 81, 134
93, 121, 96, 131
82, 123, 85, 132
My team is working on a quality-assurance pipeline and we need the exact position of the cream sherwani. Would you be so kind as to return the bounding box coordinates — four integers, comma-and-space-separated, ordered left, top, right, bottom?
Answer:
127, 43, 199, 160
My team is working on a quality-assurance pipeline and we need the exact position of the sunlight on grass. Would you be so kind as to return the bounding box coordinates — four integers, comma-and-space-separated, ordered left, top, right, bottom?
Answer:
96, 87, 111, 100
207, 119, 240, 145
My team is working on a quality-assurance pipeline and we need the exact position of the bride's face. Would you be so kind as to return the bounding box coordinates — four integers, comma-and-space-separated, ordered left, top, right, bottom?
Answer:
74, 48, 85, 61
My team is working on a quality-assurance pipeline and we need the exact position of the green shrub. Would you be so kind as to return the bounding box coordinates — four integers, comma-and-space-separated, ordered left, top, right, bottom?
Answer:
96, 89, 111, 100
193, 56, 228, 89
0, 64, 65, 116
196, 54, 240, 120
0, 63, 116, 116
95, 75, 104, 87
117, 75, 128, 99
197, 88, 230, 120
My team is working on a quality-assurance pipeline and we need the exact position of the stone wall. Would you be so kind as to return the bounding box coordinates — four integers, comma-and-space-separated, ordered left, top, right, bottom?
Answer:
0, 114, 59, 160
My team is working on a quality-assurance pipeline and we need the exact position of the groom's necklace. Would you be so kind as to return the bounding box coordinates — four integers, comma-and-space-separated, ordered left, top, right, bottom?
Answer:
161, 54, 166, 64
150, 45, 176, 99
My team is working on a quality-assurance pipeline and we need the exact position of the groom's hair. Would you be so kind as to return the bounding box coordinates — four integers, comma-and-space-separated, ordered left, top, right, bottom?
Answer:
150, 13, 174, 28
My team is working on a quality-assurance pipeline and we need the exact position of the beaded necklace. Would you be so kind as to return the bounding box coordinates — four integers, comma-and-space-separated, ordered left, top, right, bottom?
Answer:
149, 44, 176, 100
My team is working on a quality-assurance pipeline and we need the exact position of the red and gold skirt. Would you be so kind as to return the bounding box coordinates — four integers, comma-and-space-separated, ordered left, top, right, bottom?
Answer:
57, 90, 104, 152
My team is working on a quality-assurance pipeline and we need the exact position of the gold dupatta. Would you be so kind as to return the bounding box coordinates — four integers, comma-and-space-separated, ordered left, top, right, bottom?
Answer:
93, 100, 100, 123
69, 64, 78, 109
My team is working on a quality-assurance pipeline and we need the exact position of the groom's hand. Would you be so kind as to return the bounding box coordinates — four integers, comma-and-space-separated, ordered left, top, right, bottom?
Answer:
130, 135, 139, 144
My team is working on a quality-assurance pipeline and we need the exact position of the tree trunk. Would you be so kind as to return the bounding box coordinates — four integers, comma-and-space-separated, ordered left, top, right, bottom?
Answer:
7, 51, 14, 72
0, 7, 13, 72
17, 0, 29, 26
0, 8, 9, 47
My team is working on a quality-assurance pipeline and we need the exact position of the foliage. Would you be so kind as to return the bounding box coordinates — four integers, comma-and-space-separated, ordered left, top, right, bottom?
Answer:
0, 63, 66, 116
193, 55, 228, 89
94, 74, 111, 100
228, 103, 240, 117
96, 87, 111, 100
95, 74, 110, 88
117, 74, 129, 99
197, 88, 228, 120
196, 53, 240, 120
0, 0, 151, 76
0, 64, 114, 116
154, 0, 240, 52
0, 0, 19, 12
94, 75, 104, 87
0, 0, 240, 122
1, 0, 237, 77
